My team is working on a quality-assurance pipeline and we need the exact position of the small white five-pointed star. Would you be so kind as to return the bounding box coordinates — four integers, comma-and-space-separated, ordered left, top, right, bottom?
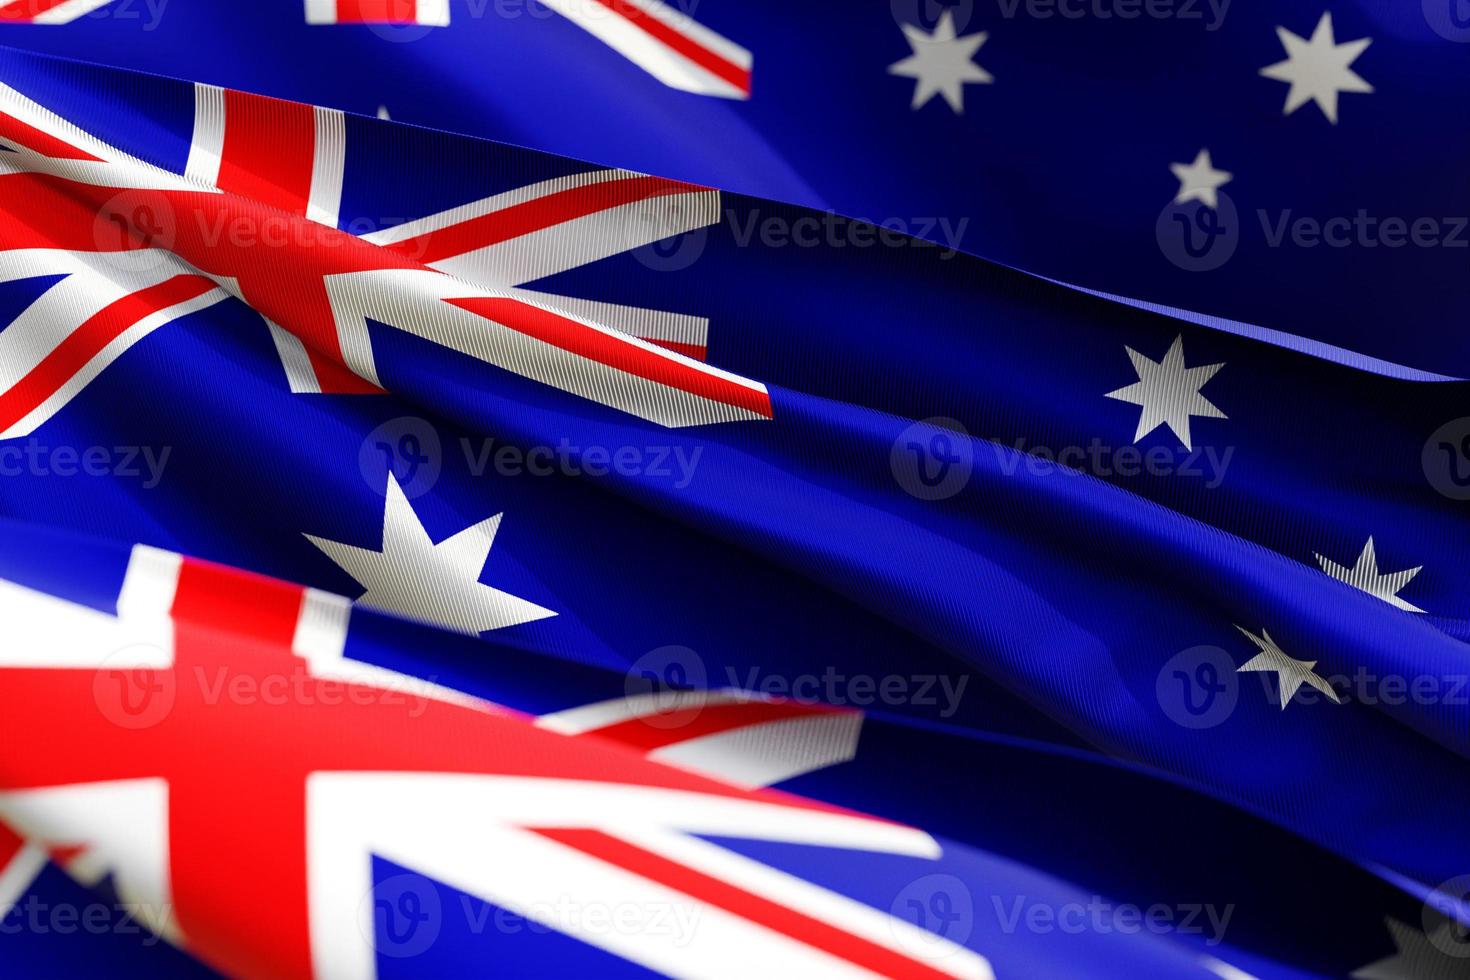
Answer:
1260, 12, 1373, 124
1105, 336, 1226, 450
305, 476, 556, 636
1235, 625, 1341, 710
888, 11, 993, 113
1169, 149, 1232, 209
1316, 537, 1424, 613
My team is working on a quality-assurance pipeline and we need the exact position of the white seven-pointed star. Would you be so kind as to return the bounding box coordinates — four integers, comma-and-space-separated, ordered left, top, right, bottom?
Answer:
888, 11, 993, 113
1169, 149, 1232, 209
1315, 537, 1425, 613
1259, 12, 1373, 124
1235, 625, 1341, 710
1105, 336, 1226, 450
305, 477, 556, 636
1352, 915, 1470, 979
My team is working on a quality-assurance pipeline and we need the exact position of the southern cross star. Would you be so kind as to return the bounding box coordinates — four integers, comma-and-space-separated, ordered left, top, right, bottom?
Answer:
1260, 12, 1373, 124
1235, 625, 1341, 710
1105, 335, 1226, 451
1316, 537, 1424, 613
1169, 149, 1233, 209
888, 10, 993, 114
306, 476, 555, 636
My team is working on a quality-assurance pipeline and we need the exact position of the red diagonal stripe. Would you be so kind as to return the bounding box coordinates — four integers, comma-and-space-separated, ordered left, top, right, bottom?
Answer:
534, 828, 954, 980
644, 338, 707, 361
0, 821, 22, 868
447, 296, 773, 419
385, 175, 703, 265
0, 109, 102, 161
334, 0, 420, 22
590, 0, 751, 95
0, 0, 79, 22
585, 700, 842, 752
0, 274, 216, 435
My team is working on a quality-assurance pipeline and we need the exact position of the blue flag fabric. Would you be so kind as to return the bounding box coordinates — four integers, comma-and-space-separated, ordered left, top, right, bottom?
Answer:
0, 9, 1465, 980
0, 0, 1466, 374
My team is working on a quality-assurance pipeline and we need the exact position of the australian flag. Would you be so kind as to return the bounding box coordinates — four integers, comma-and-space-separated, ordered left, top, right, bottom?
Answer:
0, 1, 1467, 977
